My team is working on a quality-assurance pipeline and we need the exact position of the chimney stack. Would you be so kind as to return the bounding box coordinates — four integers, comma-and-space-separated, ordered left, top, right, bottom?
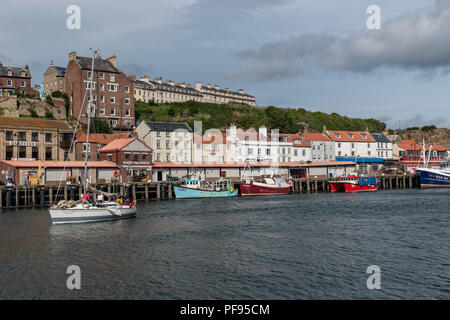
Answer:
166, 80, 175, 86
177, 82, 186, 88
50, 60, 55, 67
140, 75, 150, 83
238, 89, 244, 94
153, 77, 163, 84
207, 83, 211, 88
0, 61, 2, 68
25, 64, 29, 70
106, 55, 117, 67
129, 75, 136, 81
195, 82, 202, 90
69, 51, 77, 62
214, 84, 220, 89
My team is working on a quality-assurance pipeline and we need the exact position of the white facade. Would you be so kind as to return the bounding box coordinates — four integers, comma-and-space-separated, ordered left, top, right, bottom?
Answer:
327, 131, 377, 158
135, 121, 193, 163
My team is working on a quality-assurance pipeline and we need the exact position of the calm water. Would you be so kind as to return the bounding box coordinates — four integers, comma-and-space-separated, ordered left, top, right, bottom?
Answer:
0, 189, 449, 299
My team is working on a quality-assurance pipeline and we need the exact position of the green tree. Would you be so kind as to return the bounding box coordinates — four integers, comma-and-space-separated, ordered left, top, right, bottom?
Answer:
90, 117, 112, 134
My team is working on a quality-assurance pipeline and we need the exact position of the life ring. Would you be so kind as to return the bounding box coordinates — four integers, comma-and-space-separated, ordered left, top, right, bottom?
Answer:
116, 198, 123, 205
113, 170, 119, 177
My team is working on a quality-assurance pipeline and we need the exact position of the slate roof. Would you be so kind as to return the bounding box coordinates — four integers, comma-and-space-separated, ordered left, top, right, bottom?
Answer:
54, 66, 66, 77
76, 56, 120, 73
134, 79, 201, 96
144, 122, 192, 132
371, 133, 391, 143
201, 86, 254, 98
0, 66, 31, 78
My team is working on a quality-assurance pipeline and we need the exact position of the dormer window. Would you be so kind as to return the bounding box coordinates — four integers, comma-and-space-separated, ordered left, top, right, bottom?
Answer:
348, 134, 354, 139
361, 134, 367, 139
335, 134, 341, 139
20, 71, 26, 77
7, 70, 12, 76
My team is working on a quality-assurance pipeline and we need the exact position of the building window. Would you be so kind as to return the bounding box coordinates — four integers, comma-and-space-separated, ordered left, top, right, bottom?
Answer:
125, 109, 130, 116
166, 140, 169, 148
87, 71, 92, 79
45, 147, 52, 160
18, 132, 26, 141
125, 86, 129, 93
124, 120, 131, 126
83, 143, 90, 152
110, 108, 115, 115
125, 98, 130, 105
110, 96, 115, 103
142, 154, 147, 160
5, 131, 13, 141
19, 146, 26, 158
64, 152, 69, 161
125, 153, 131, 160
32, 147, 39, 160
32, 132, 39, 141
109, 84, 118, 92
20, 81, 25, 87
100, 73, 104, 79
45, 133, 52, 142
100, 107, 105, 115
110, 74, 115, 82
7, 80, 12, 86
107, 154, 112, 161
5, 146, 13, 160
133, 154, 139, 161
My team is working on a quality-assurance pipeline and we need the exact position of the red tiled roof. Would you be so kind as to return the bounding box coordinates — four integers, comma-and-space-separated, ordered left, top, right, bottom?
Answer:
76, 132, 133, 144
327, 131, 375, 142
301, 133, 330, 142
0, 160, 117, 168
99, 137, 153, 152
397, 141, 448, 152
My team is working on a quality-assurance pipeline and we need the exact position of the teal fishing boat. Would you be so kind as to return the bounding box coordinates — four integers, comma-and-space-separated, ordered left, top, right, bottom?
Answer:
174, 176, 238, 199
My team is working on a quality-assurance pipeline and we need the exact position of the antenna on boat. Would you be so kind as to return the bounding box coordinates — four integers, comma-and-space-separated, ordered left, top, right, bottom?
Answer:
83, 48, 97, 195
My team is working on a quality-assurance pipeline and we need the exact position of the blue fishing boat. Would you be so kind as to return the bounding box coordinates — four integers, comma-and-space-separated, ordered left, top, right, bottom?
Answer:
416, 161, 450, 188
174, 176, 238, 199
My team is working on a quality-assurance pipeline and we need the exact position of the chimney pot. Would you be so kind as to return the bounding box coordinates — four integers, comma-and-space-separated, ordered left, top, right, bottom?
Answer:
68, 51, 77, 62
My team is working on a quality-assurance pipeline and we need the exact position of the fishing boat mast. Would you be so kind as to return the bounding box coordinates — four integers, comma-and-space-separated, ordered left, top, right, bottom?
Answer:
83, 49, 97, 195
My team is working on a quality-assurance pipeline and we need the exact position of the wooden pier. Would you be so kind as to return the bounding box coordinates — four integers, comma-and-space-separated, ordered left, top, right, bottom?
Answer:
0, 174, 419, 209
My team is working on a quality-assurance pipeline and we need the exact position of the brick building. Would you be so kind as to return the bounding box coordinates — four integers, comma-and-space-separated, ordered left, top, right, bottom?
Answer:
0, 117, 74, 162
0, 61, 33, 96
74, 132, 134, 161
43, 60, 66, 95
99, 137, 153, 182
65, 51, 135, 129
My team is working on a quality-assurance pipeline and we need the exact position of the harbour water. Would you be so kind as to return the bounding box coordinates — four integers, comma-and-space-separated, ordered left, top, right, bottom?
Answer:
0, 189, 449, 299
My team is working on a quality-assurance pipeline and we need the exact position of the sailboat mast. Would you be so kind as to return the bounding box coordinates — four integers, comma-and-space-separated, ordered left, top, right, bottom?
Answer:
84, 49, 96, 194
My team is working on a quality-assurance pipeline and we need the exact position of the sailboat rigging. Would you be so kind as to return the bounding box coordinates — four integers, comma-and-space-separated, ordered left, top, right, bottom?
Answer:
49, 49, 137, 224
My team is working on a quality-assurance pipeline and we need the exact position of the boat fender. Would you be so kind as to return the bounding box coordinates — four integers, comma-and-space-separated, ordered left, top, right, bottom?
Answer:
230, 186, 234, 192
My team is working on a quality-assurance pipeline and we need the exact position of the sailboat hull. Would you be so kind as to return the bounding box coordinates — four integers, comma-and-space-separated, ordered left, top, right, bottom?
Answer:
49, 206, 137, 224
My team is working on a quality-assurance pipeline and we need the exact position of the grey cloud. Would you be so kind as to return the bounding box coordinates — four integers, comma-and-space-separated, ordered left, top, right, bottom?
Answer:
228, 1, 450, 82
226, 34, 336, 82
122, 63, 154, 77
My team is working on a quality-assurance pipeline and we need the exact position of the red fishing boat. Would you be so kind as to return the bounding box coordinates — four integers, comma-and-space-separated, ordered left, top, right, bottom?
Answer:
329, 175, 378, 193
240, 176, 291, 196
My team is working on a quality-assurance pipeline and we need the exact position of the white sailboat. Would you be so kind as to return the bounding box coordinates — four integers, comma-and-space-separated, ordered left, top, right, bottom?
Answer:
49, 49, 137, 224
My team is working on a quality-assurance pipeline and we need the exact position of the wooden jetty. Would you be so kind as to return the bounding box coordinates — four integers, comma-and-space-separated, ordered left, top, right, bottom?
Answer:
0, 174, 419, 209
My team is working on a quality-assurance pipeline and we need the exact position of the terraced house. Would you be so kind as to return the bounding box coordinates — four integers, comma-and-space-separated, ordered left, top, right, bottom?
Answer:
131, 75, 202, 104
195, 82, 255, 106
0, 61, 33, 96
65, 51, 135, 129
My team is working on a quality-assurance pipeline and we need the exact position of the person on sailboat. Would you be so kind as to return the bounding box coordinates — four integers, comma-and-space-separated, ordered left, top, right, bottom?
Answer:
81, 193, 91, 205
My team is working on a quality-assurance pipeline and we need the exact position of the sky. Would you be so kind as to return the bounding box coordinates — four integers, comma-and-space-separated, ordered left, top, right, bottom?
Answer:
0, 0, 449, 129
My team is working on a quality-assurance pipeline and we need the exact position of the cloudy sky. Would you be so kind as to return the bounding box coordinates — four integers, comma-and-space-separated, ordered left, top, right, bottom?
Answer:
1, 0, 449, 129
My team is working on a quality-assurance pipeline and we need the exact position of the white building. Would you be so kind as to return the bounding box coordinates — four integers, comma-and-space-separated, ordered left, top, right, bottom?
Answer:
326, 130, 377, 158
371, 133, 393, 159
135, 121, 193, 163
301, 132, 335, 162
195, 82, 256, 106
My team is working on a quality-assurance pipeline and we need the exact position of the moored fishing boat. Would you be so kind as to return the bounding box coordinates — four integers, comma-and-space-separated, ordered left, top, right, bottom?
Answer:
416, 161, 450, 188
329, 175, 378, 193
240, 176, 291, 196
174, 174, 238, 199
